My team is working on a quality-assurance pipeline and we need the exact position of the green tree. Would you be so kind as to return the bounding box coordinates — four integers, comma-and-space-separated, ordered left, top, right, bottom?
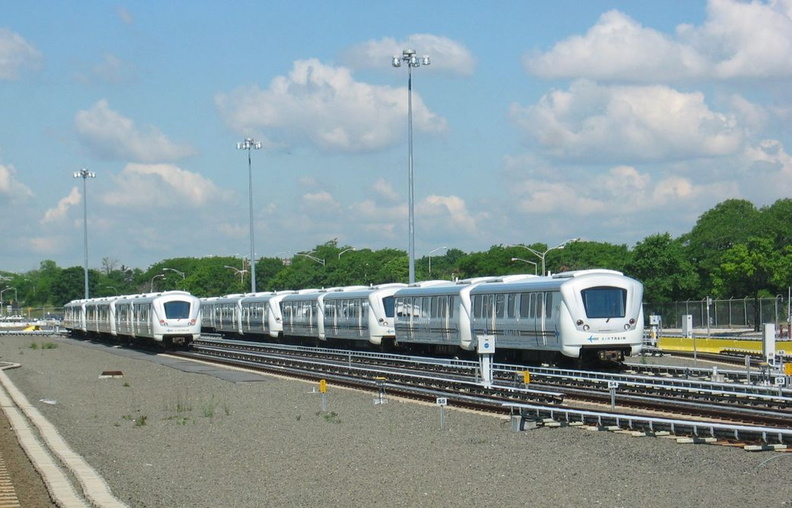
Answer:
681, 199, 759, 291
712, 237, 783, 330
624, 233, 699, 302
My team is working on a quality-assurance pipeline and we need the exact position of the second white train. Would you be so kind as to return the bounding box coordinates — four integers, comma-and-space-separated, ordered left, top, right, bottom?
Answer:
201, 269, 644, 364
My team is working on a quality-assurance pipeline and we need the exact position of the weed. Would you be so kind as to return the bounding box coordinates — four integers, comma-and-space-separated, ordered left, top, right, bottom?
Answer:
319, 411, 341, 424
29, 343, 38, 350
201, 395, 218, 418
135, 415, 148, 427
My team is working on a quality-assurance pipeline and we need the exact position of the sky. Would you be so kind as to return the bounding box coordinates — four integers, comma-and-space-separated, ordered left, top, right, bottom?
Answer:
2, 0, 792, 273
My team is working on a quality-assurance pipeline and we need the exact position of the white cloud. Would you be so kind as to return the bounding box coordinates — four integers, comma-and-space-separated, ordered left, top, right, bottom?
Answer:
524, 10, 707, 81
74, 53, 135, 85
0, 161, 34, 204
419, 195, 480, 234
0, 28, 42, 80
215, 59, 446, 153
510, 80, 744, 162
42, 187, 81, 224
301, 190, 342, 214
74, 99, 197, 162
371, 178, 400, 203
524, 0, 792, 82
103, 163, 230, 208
341, 34, 475, 76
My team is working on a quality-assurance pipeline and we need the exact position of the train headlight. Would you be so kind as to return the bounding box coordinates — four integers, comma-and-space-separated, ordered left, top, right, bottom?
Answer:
583, 324, 590, 331
624, 323, 630, 330
576, 319, 584, 326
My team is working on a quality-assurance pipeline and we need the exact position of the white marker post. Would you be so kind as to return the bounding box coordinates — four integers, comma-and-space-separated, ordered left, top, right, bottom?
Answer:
436, 397, 448, 430
478, 335, 495, 387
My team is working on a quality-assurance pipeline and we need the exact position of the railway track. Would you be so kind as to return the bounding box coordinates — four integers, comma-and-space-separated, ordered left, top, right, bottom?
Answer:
181, 337, 792, 447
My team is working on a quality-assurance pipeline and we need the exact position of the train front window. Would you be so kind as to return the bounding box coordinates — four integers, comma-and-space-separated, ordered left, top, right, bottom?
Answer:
164, 301, 191, 319
581, 286, 626, 319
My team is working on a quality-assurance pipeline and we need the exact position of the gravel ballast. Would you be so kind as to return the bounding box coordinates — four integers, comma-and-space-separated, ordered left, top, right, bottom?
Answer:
1, 335, 790, 507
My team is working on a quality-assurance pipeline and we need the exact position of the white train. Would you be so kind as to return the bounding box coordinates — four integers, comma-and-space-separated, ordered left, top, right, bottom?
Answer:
394, 269, 643, 365
202, 269, 644, 365
64, 291, 201, 348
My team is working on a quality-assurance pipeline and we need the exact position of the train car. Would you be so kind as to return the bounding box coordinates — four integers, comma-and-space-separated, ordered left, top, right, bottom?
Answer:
201, 294, 246, 337
393, 279, 480, 354
63, 299, 87, 333
65, 291, 201, 348
114, 291, 201, 347
322, 283, 407, 347
393, 276, 535, 355
85, 296, 119, 337
279, 289, 324, 341
469, 269, 644, 365
238, 291, 296, 339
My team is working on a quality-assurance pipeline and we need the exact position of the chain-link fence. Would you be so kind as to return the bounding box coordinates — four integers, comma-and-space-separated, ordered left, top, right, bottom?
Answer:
645, 296, 790, 331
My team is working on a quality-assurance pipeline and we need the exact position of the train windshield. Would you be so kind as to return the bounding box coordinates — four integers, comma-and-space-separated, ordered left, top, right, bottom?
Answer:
581, 286, 626, 319
164, 301, 191, 319
383, 296, 395, 318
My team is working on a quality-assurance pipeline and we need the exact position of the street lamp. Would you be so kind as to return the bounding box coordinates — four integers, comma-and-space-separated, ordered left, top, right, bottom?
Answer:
298, 253, 325, 266
149, 274, 164, 292
237, 137, 262, 293
338, 248, 356, 259
162, 268, 185, 279
510, 257, 538, 275
0, 287, 17, 316
102, 285, 117, 295
511, 238, 579, 276
392, 48, 430, 284
224, 266, 248, 287
428, 246, 447, 277
73, 168, 96, 298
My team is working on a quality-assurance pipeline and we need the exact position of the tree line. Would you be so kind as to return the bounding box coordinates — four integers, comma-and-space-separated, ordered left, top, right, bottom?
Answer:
2, 199, 791, 319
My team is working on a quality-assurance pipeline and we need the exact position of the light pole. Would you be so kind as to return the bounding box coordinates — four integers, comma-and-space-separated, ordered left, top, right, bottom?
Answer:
511, 238, 579, 276
162, 268, 185, 289
392, 48, 430, 284
224, 266, 248, 287
73, 168, 96, 298
237, 137, 262, 293
150, 274, 164, 292
428, 246, 447, 277
162, 267, 185, 279
0, 287, 17, 316
510, 257, 538, 275
298, 253, 325, 266
338, 248, 356, 260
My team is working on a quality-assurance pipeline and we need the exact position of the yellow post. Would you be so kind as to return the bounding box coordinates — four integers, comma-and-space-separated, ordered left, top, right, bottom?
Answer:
319, 379, 327, 393
523, 371, 531, 384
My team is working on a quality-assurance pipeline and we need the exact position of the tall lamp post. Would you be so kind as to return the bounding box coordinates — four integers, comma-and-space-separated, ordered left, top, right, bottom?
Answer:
237, 138, 262, 293
149, 274, 164, 292
392, 49, 430, 284
162, 268, 186, 289
73, 168, 96, 298
224, 266, 248, 287
512, 238, 579, 276
428, 246, 447, 277
0, 287, 17, 316
510, 257, 538, 275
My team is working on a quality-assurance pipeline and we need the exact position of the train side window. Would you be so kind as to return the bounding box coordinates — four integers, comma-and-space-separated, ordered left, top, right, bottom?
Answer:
545, 292, 554, 319
507, 294, 517, 318
495, 294, 505, 318
519, 293, 530, 318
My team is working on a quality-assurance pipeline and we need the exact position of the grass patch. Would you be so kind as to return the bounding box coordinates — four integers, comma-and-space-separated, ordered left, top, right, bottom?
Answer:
28, 341, 58, 350
318, 411, 341, 424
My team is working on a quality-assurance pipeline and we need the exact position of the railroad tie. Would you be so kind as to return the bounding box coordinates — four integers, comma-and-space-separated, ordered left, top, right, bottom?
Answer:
0, 452, 21, 508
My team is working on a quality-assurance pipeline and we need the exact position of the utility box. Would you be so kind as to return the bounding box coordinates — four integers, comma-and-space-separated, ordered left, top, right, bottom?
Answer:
681, 315, 693, 338
763, 323, 776, 359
